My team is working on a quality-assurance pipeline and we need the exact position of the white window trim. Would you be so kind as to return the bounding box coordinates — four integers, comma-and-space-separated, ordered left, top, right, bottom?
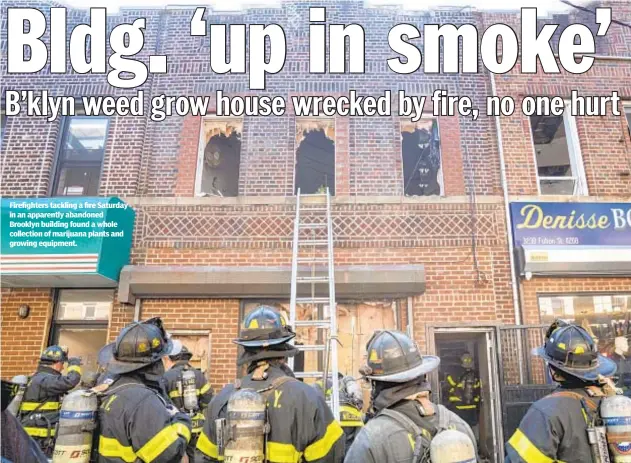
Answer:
195, 115, 242, 197
530, 101, 589, 197
399, 115, 444, 197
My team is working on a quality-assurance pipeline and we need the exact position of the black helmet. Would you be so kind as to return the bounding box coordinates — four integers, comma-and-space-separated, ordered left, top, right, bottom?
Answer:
360, 330, 439, 383
98, 317, 182, 375
40, 345, 68, 364
535, 324, 616, 382
234, 306, 295, 348
170, 344, 193, 362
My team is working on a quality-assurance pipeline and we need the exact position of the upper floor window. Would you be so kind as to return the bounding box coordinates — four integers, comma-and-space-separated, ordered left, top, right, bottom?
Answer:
53, 116, 109, 197
530, 107, 587, 196
625, 105, 631, 137
295, 118, 335, 196
401, 118, 443, 196
196, 117, 242, 197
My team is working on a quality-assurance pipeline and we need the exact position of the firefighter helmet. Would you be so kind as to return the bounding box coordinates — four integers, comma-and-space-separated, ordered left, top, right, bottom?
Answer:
545, 319, 570, 342
40, 345, 68, 364
98, 317, 182, 374
234, 306, 296, 348
360, 330, 439, 383
535, 324, 616, 381
460, 352, 474, 369
170, 344, 193, 362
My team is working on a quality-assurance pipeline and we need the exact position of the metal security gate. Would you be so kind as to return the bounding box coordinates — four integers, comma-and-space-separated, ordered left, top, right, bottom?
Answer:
497, 325, 557, 446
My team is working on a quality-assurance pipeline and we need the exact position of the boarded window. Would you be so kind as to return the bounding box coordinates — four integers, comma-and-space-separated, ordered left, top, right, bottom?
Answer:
295, 119, 335, 195
401, 118, 443, 196
197, 118, 242, 197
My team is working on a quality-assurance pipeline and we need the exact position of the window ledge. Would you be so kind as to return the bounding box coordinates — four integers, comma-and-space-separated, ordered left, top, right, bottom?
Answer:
123, 195, 504, 207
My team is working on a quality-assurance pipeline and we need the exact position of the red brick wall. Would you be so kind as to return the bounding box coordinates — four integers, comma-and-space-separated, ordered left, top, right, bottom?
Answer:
494, 60, 631, 197
139, 299, 240, 390
0, 288, 53, 379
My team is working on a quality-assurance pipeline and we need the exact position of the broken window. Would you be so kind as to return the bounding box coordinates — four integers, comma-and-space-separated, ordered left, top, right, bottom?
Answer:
197, 118, 242, 197
401, 118, 443, 196
295, 119, 335, 195
530, 110, 587, 195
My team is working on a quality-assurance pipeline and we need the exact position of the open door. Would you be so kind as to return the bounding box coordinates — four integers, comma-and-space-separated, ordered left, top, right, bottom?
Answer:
431, 328, 503, 463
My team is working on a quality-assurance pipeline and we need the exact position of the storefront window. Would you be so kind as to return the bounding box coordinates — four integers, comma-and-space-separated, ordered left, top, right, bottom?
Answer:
539, 293, 631, 355
50, 289, 113, 376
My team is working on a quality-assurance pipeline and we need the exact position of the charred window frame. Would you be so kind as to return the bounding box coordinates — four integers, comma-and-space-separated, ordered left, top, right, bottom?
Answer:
401, 117, 444, 197
195, 117, 243, 197
295, 118, 335, 196
51, 115, 110, 197
529, 103, 588, 196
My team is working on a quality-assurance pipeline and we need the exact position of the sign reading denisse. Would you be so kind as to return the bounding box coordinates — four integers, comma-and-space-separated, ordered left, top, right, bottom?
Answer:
510, 202, 631, 247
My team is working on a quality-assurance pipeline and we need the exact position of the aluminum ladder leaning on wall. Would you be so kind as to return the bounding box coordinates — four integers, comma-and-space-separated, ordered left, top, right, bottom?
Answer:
288, 187, 340, 421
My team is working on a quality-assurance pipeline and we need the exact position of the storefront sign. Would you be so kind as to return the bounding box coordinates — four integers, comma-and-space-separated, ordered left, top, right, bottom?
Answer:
510, 202, 631, 247
1, 197, 135, 287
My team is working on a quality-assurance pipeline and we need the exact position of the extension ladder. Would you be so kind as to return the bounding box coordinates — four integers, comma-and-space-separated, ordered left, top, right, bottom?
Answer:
288, 188, 340, 420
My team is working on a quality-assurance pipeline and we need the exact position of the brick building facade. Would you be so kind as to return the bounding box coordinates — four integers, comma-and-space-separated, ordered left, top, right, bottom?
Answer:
1, 0, 630, 458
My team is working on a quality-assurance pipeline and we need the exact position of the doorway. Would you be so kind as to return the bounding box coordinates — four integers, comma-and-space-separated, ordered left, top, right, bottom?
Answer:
429, 328, 502, 463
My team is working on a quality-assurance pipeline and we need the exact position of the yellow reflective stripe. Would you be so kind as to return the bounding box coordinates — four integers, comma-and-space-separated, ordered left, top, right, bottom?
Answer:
449, 396, 461, 402
199, 383, 211, 395
20, 401, 60, 411
193, 427, 203, 434
408, 433, 415, 450
474, 381, 481, 388
172, 422, 191, 443
196, 432, 223, 460
169, 390, 182, 398
303, 420, 344, 461
67, 365, 82, 375
508, 429, 555, 463
136, 425, 181, 462
447, 375, 457, 387
456, 405, 477, 410
98, 436, 137, 463
340, 420, 364, 427
267, 441, 303, 463
24, 427, 56, 437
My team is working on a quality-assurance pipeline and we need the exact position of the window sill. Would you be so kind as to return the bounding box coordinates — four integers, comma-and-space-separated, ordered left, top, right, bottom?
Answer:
124, 195, 505, 207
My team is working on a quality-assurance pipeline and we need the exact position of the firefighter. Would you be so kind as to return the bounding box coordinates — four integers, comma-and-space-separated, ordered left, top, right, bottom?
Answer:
344, 330, 477, 462
162, 345, 214, 462
446, 352, 481, 440
96, 317, 192, 463
505, 323, 618, 463
17, 345, 82, 457
315, 374, 365, 449
1, 379, 49, 463
196, 305, 345, 462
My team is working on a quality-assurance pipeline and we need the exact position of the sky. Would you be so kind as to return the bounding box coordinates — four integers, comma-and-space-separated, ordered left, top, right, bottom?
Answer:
61, 0, 579, 14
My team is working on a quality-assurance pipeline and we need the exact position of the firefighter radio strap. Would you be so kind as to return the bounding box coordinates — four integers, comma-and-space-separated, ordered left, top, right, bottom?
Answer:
377, 392, 448, 463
